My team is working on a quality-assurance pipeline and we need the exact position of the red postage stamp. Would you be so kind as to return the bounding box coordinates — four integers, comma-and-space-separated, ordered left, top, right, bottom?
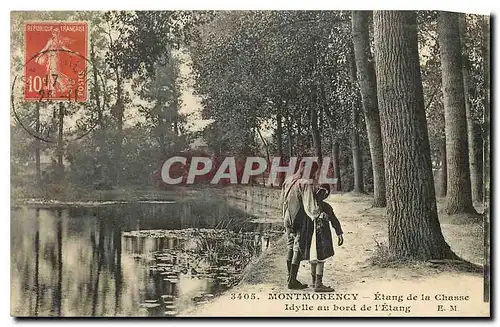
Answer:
24, 21, 88, 102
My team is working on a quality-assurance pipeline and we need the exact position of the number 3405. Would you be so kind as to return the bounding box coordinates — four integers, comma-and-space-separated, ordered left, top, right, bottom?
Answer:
230, 293, 257, 300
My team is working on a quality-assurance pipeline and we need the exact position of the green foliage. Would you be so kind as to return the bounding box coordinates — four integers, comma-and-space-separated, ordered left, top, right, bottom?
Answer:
418, 12, 487, 166
67, 124, 166, 187
133, 51, 189, 156
11, 11, 208, 192
462, 14, 486, 126
190, 11, 355, 159
103, 11, 214, 79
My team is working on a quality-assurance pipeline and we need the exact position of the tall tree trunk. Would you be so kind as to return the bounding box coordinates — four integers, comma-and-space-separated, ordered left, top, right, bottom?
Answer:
303, 105, 312, 152
91, 42, 104, 182
438, 140, 447, 197
481, 17, 490, 206
57, 102, 64, 182
310, 39, 322, 163
113, 69, 124, 186
349, 48, 364, 193
91, 43, 103, 125
276, 107, 284, 159
350, 107, 363, 193
310, 106, 322, 162
286, 110, 293, 159
324, 107, 342, 191
374, 10, 457, 259
296, 115, 303, 151
352, 10, 386, 206
481, 14, 490, 302
332, 140, 342, 191
106, 29, 124, 186
35, 102, 41, 186
276, 108, 285, 187
459, 15, 483, 204
473, 122, 484, 199
438, 12, 475, 214
327, 125, 342, 192
256, 127, 270, 165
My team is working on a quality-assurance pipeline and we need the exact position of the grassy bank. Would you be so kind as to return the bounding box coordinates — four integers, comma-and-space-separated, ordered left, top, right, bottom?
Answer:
10, 182, 205, 206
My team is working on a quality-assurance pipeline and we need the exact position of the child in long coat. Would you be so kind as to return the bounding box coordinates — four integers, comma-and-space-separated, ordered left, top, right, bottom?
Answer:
306, 184, 344, 292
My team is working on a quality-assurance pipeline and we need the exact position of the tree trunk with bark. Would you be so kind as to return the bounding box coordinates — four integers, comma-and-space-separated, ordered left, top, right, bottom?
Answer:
438, 11, 475, 214
113, 69, 124, 186
439, 139, 447, 197
90, 42, 105, 182
473, 124, 484, 200
296, 114, 304, 152
352, 10, 386, 206
373, 10, 457, 259
256, 127, 270, 165
310, 106, 323, 163
459, 15, 483, 204
332, 140, 342, 191
286, 110, 293, 159
481, 16, 490, 206
349, 48, 364, 193
324, 107, 342, 191
276, 107, 284, 159
481, 14, 490, 302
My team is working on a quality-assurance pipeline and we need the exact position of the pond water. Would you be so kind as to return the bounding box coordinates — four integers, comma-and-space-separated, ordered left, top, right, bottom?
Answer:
11, 195, 282, 317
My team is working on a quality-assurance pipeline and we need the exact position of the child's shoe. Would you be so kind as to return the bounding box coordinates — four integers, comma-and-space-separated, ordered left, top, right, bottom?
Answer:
314, 275, 335, 292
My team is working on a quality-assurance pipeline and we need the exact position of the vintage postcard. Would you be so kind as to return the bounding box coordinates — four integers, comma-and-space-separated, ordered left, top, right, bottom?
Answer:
10, 10, 491, 318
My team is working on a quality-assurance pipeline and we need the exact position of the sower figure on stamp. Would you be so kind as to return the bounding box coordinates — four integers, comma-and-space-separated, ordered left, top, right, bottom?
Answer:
280, 161, 326, 290
35, 28, 74, 94
306, 183, 344, 292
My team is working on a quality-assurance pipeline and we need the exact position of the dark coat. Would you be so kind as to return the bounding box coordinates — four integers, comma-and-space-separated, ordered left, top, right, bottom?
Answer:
301, 200, 343, 261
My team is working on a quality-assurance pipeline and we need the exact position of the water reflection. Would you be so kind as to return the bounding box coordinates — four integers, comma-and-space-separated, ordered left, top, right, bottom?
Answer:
11, 197, 281, 317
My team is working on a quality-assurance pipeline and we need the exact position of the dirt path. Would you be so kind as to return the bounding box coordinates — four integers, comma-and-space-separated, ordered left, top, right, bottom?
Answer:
180, 193, 489, 317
